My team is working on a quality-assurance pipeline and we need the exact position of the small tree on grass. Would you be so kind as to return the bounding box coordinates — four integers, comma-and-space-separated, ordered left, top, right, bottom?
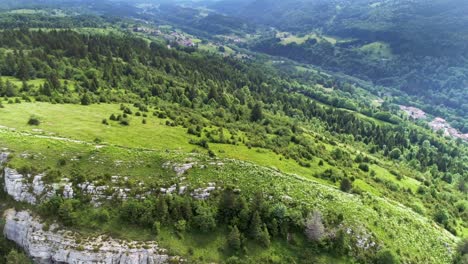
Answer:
120, 118, 130, 126
340, 178, 352, 192
28, 116, 40, 126
359, 163, 369, 172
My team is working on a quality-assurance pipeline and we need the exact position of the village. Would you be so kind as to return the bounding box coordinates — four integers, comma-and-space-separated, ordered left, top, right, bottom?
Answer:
400, 105, 468, 141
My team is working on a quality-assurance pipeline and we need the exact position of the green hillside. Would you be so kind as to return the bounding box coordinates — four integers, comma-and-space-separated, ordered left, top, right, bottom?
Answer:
0, 10, 466, 264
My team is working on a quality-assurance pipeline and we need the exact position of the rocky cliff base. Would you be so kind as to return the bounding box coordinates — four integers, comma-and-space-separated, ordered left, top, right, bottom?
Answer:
3, 209, 175, 264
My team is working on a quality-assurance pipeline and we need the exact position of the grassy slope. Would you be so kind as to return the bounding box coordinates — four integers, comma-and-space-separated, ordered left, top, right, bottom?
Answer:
0, 99, 455, 263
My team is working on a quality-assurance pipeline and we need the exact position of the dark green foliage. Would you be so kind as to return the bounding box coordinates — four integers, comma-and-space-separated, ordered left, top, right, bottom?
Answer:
389, 148, 402, 160
80, 93, 91, 105
359, 163, 370, 172
227, 225, 241, 251
434, 209, 449, 226
27, 116, 40, 126
374, 249, 400, 264
119, 118, 130, 126
250, 103, 263, 122
192, 203, 217, 232
340, 178, 352, 193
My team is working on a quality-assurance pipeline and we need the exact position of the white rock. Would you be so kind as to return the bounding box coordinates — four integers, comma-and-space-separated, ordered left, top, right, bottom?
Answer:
0, 152, 9, 164
3, 168, 38, 204
3, 209, 172, 264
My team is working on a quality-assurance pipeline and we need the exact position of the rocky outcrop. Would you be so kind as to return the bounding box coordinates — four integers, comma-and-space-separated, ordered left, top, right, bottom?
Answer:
3, 168, 53, 204
3, 209, 173, 264
0, 151, 9, 164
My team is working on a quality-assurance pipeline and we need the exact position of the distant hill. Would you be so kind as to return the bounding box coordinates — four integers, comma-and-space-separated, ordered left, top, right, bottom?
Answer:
208, 0, 468, 132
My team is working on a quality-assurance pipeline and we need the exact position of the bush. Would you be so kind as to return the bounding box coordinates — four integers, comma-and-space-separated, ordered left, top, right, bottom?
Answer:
120, 118, 130, 126
27, 116, 40, 126
102, 119, 108, 125
358, 163, 369, 172
153, 221, 161, 236
175, 220, 187, 232
340, 178, 352, 192
374, 249, 399, 264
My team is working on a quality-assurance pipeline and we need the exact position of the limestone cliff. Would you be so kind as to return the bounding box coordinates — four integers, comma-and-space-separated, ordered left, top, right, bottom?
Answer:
3, 209, 173, 264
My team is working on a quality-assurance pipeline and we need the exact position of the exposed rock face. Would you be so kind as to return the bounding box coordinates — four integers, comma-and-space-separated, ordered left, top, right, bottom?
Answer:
3, 209, 172, 264
0, 152, 9, 164
3, 168, 52, 204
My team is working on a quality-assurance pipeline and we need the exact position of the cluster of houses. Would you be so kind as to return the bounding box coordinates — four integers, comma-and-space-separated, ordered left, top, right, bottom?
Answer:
399, 105, 427, 120
429, 117, 468, 141
133, 26, 196, 47
400, 105, 467, 141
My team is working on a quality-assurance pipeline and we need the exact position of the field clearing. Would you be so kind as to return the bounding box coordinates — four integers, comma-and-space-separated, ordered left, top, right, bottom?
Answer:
360, 41, 393, 59
277, 32, 339, 45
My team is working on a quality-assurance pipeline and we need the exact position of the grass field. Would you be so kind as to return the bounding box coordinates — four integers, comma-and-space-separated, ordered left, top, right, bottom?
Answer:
277, 32, 339, 45
359, 41, 393, 59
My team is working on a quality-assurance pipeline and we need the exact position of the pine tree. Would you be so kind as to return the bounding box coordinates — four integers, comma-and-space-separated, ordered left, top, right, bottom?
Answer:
250, 103, 263, 122
249, 211, 262, 239
227, 225, 241, 251
155, 196, 169, 223
259, 224, 271, 248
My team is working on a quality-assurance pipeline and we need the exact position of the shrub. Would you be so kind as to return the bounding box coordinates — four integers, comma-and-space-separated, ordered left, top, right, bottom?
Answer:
120, 118, 130, 126
27, 116, 40, 126
358, 163, 369, 172
153, 221, 161, 236
374, 249, 400, 264
109, 114, 117, 121
175, 220, 187, 232
340, 178, 352, 192
57, 158, 67, 166
142, 119, 147, 124
102, 119, 108, 125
